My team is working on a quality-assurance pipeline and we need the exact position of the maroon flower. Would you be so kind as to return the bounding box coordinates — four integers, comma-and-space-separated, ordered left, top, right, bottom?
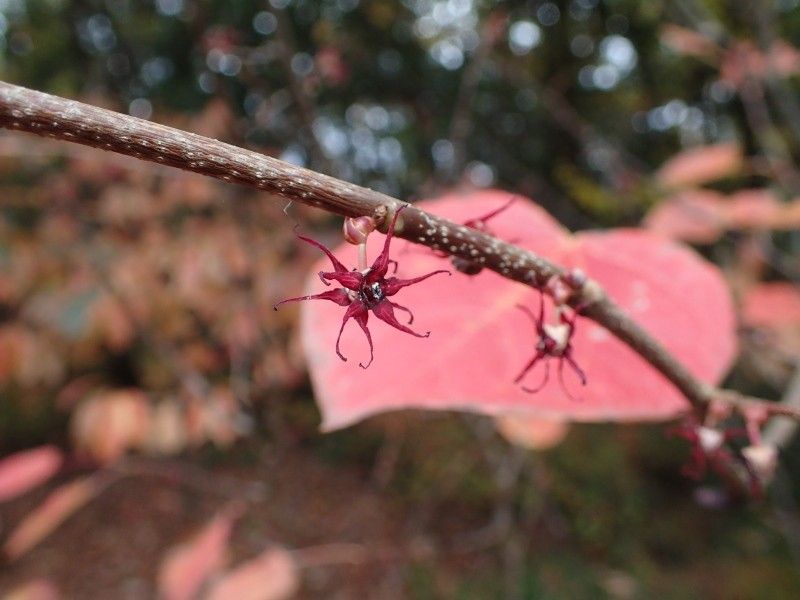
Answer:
275, 205, 450, 368
514, 289, 586, 399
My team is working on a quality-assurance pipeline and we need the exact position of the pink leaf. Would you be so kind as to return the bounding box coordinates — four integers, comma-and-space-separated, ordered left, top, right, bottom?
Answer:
643, 189, 727, 243
3, 477, 101, 560
655, 143, 743, 188
206, 547, 300, 600
157, 505, 241, 600
300, 190, 737, 429
742, 282, 800, 327
726, 189, 783, 229
2, 579, 60, 600
660, 24, 720, 61
0, 446, 63, 503
495, 416, 569, 450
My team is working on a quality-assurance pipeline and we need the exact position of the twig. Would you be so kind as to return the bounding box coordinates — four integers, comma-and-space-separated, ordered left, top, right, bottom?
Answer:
0, 80, 797, 422
763, 363, 800, 447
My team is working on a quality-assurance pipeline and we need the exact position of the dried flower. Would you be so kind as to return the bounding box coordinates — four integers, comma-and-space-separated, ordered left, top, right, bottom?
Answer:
275, 205, 449, 368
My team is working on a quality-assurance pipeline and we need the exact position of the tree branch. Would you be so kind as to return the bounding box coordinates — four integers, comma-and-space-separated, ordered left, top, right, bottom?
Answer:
0, 80, 796, 422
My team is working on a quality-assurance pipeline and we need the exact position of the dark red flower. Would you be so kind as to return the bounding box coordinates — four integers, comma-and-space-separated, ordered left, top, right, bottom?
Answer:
514, 289, 586, 399
275, 205, 450, 368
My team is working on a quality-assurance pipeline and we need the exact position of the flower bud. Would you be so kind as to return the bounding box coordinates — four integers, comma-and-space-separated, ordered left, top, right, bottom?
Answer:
343, 216, 376, 245
563, 268, 587, 289
742, 444, 778, 484
697, 426, 724, 453
546, 276, 571, 306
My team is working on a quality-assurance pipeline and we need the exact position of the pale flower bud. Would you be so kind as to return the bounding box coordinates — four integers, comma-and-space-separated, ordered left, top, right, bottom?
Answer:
697, 426, 724, 453
742, 444, 778, 484
343, 216, 376, 245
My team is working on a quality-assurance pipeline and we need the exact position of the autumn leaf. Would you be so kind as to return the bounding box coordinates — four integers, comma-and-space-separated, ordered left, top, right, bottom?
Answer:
300, 190, 736, 430
495, 416, 569, 450
157, 505, 241, 600
655, 143, 743, 188
206, 547, 300, 600
3, 476, 103, 560
0, 446, 63, 503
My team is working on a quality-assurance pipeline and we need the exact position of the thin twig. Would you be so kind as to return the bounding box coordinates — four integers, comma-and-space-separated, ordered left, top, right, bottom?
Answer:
0, 80, 797, 422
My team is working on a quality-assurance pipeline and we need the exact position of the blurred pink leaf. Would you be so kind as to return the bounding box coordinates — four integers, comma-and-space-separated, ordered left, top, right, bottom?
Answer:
721, 40, 800, 88
655, 143, 743, 188
300, 190, 737, 430
726, 189, 783, 229
643, 189, 727, 243
158, 505, 241, 600
0, 446, 63, 503
495, 416, 569, 450
1, 579, 60, 600
206, 547, 300, 600
3, 476, 102, 560
660, 24, 720, 61
644, 188, 790, 242
742, 282, 800, 328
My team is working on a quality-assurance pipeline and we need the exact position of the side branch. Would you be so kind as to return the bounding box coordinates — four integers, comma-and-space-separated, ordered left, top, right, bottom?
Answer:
0, 80, 795, 421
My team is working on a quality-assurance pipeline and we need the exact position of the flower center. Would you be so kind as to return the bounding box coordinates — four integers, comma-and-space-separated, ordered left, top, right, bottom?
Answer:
359, 281, 384, 308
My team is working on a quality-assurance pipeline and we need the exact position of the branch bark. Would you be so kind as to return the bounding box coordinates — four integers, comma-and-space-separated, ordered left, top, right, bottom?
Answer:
0, 80, 796, 422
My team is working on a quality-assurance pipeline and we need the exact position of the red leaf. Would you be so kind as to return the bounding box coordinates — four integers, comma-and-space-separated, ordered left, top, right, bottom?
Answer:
206, 547, 300, 600
300, 190, 736, 429
3, 477, 102, 560
0, 446, 63, 503
158, 505, 241, 600
655, 143, 742, 188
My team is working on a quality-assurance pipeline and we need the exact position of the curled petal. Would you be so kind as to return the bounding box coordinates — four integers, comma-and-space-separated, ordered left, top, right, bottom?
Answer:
514, 351, 545, 384
320, 269, 363, 291
335, 301, 368, 362
383, 269, 450, 296
464, 196, 516, 230
353, 311, 374, 369
274, 288, 351, 310
557, 356, 585, 402
297, 232, 349, 274
372, 299, 430, 338
388, 301, 414, 324
367, 205, 407, 283
521, 358, 551, 394
563, 352, 587, 386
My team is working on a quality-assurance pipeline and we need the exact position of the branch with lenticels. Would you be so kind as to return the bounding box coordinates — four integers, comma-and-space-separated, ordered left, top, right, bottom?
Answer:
0, 80, 795, 423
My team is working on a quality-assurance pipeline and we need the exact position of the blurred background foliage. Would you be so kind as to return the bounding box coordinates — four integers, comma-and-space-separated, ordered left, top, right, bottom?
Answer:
2, 0, 800, 598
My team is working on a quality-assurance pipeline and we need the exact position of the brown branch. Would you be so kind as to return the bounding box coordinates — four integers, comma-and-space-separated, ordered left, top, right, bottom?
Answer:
1, 80, 797, 422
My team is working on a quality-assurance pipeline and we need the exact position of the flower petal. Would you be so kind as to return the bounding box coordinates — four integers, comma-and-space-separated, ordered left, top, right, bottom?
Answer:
372, 299, 429, 338
274, 288, 351, 310
353, 311, 374, 369
320, 269, 362, 291
297, 232, 349, 273
367, 205, 406, 283
335, 301, 368, 362
382, 270, 450, 296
